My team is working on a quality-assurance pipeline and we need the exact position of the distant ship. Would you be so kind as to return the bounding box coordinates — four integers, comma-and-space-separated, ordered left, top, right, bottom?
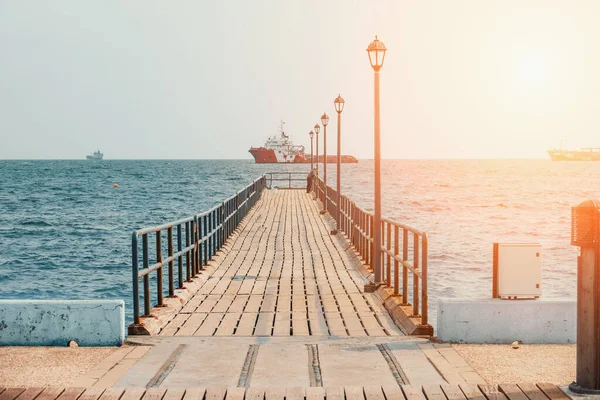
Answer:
86, 150, 104, 160
249, 120, 358, 164
548, 148, 600, 161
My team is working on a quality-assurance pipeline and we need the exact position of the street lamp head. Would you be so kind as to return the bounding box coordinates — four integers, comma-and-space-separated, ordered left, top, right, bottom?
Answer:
367, 35, 387, 71
313, 124, 320, 135
334, 94, 345, 114
309, 130, 314, 139
321, 113, 329, 127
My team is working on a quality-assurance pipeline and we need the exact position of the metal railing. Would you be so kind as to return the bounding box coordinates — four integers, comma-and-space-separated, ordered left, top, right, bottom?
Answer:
130, 176, 267, 325
265, 172, 308, 189
313, 176, 429, 327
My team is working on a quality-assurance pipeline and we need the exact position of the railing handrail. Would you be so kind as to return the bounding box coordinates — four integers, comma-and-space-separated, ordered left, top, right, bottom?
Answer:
265, 171, 308, 189
131, 175, 267, 326
312, 176, 429, 329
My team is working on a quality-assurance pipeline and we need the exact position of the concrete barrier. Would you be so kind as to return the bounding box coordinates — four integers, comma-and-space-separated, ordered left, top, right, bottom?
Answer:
437, 298, 576, 344
0, 300, 125, 346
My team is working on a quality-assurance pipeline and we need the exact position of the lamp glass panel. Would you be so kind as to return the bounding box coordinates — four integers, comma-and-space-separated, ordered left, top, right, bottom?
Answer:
368, 49, 376, 68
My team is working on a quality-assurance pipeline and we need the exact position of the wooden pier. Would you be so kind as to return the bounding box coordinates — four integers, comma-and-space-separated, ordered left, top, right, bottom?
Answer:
157, 189, 402, 338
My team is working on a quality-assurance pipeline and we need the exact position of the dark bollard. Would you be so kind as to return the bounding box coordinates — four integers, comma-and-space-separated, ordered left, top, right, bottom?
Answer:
570, 200, 600, 394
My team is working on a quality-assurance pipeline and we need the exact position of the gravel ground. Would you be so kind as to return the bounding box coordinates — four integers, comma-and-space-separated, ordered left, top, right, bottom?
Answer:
453, 344, 576, 386
0, 346, 118, 387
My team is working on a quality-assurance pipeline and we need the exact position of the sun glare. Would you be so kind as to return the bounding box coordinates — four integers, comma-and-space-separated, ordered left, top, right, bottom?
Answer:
518, 55, 550, 86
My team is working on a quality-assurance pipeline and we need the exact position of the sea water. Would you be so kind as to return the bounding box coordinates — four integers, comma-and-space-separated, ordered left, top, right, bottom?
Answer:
0, 159, 596, 327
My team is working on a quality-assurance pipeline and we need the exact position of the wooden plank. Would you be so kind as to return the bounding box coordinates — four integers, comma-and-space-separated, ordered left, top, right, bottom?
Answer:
459, 385, 485, 400
98, 388, 125, 400
120, 388, 146, 400
224, 388, 245, 400
195, 313, 225, 336
176, 313, 208, 336
381, 386, 405, 400
401, 386, 425, 400
498, 385, 528, 400
285, 388, 304, 400
36, 388, 66, 400
235, 313, 258, 336
305, 387, 325, 400
535, 384, 569, 400
142, 388, 166, 400
478, 385, 506, 400
273, 312, 291, 336
254, 312, 274, 336
161, 389, 185, 400
345, 387, 365, 400
422, 385, 446, 400
205, 387, 226, 400
182, 389, 206, 400
79, 388, 106, 400
264, 388, 286, 400
325, 387, 345, 400
515, 384, 547, 400
0, 388, 26, 400
215, 312, 241, 336
245, 388, 264, 400
363, 386, 385, 400
160, 314, 191, 336
441, 385, 468, 400
15, 388, 45, 400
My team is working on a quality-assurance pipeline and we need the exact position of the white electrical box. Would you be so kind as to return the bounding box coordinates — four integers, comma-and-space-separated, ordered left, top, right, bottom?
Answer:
493, 243, 542, 299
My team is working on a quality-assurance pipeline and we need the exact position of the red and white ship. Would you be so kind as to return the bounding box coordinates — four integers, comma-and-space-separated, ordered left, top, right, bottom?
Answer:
249, 120, 359, 164
249, 121, 307, 163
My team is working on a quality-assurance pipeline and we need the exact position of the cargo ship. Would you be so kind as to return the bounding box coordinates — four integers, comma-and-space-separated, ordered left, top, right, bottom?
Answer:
548, 148, 600, 161
249, 121, 358, 164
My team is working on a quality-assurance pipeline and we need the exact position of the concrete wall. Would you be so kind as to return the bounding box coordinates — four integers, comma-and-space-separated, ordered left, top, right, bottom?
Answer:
437, 298, 576, 344
0, 300, 125, 346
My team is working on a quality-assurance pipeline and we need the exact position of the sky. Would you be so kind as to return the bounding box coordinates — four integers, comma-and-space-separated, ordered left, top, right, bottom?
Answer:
0, 1, 599, 159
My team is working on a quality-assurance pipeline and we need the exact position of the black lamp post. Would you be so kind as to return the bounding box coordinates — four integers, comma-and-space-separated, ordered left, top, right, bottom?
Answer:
320, 113, 329, 214
309, 130, 315, 171
366, 35, 387, 290
333, 94, 345, 234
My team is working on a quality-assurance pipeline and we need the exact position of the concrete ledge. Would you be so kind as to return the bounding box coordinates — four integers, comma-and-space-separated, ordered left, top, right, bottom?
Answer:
437, 298, 576, 344
0, 300, 124, 346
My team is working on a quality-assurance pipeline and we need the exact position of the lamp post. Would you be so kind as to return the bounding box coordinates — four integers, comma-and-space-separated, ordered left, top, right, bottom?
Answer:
332, 94, 345, 235
309, 130, 315, 171
320, 113, 329, 214
315, 127, 319, 188
366, 35, 387, 290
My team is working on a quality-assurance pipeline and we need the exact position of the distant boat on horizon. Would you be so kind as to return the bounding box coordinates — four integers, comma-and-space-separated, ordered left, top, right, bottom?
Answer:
86, 150, 104, 160
548, 147, 600, 161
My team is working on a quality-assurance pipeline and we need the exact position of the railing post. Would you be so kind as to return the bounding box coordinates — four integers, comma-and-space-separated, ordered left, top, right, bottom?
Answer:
386, 222, 391, 288
402, 228, 409, 305
413, 235, 420, 317
185, 222, 191, 281
394, 225, 399, 296
177, 224, 183, 289
132, 233, 140, 325
369, 215, 374, 269
168, 227, 174, 297
422, 233, 428, 326
207, 212, 213, 259
203, 214, 208, 264
143, 234, 150, 316
156, 231, 163, 306
195, 216, 200, 273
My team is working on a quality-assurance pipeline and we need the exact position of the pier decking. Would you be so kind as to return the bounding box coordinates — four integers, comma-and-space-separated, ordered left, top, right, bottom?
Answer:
158, 189, 402, 337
